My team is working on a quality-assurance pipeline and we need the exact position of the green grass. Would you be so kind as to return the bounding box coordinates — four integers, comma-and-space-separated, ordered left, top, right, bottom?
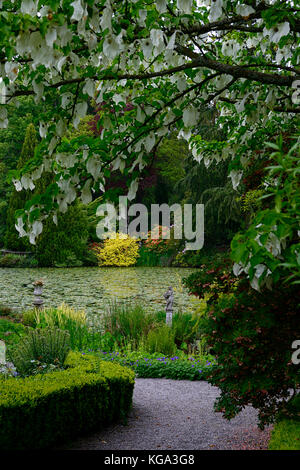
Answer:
269, 420, 300, 450
0, 318, 27, 356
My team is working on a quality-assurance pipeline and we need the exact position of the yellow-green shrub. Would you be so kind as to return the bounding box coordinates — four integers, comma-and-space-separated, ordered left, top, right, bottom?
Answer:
0, 351, 135, 450
95, 232, 139, 266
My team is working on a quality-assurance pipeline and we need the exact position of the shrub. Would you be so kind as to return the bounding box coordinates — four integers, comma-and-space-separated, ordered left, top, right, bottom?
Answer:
0, 318, 27, 356
10, 327, 71, 376
0, 351, 135, 450
171, 312, 201, 349
0, 254, 38, 268
35, 201, 89, 267
183, 251, 235, 304
0, 304, 13, 316
94, 232, 139, 266
143, 225, 181, 256
32, 304, 88, 350
102, 301, 160, 349
201, 280, 300, 428
4, 124, 37, 252
145, 324, 176, 356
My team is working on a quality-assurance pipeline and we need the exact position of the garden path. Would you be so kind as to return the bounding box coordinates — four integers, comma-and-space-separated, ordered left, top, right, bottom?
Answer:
56, 379, 272, 451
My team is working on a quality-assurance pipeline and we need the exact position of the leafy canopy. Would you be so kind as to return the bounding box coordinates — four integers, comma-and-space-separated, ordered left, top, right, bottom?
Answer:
0, 2, 299, 264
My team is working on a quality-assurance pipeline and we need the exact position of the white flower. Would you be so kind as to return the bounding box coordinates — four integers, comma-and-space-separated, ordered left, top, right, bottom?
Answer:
183, 106, 198, 127
263, 22, 290, 43
70, 0, 84, 22
103, 34, 121, 60
82, 79, 95, 98
192, 146, 204, 163
56, 119, 67, 138
127, 180, 139, 201
4, 62, 19, 82
45, 29, 57, 47
100, 5, 112, 31
141, 38, 153, 59
177, 0, 192, 14
15, 217, 27, 237
233, 262, 244, 277
32, 221, 43, 238
156, 0, 167, 13
150, 29, 164, 48
236, 4, 255, 17
32, 80, 44, 103
86, 157, 101, 179
39, 121, 48, 138
73, 101, 88, 128
81, 179, 93, 204
20, 0, 37, 16
209, 0, 224, 22
21, 175, 35, 190
228, 170, 243, 190
144, 133, 156, 152
136, 106, 145, 123
166, 32, 176, 51
13, 179, 22, 192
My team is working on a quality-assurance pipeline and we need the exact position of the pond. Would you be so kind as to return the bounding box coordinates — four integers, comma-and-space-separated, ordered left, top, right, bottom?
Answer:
0, 267, 198, 318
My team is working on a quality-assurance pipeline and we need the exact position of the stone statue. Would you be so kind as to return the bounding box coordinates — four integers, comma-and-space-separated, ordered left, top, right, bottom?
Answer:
164, 286, 174, 326
0, 340, 6, 365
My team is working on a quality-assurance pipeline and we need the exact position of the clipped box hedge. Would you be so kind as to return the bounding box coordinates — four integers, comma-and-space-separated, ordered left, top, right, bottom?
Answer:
0, 351, 135, 450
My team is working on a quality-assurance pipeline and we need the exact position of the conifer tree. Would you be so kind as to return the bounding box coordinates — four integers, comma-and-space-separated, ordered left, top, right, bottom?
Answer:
5, 123, 37, 251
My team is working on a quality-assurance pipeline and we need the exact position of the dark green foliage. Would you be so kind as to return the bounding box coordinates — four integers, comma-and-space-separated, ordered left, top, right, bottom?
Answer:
10, 327, 71, 376
0, 253, 37, 267
145, 324, 177, 356
102, 302, 161, 349
183, 251, 234, 303
201, 281, 300, 428
177, 158, 241, 245
0, 351, 135, 450
35, 201, 89, 267
0, 318, 27, 356
171, 312, 201, 349
4, 123, 37, 251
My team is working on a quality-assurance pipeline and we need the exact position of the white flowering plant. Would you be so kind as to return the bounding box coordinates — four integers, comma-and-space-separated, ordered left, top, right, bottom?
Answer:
0, 0, 299, 284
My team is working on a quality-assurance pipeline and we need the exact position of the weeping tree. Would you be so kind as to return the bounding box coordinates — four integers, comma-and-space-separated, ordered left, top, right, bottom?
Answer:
177, 156, 241, 245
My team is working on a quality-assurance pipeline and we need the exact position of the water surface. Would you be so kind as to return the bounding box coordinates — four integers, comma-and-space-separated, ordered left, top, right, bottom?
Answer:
0, 267, 198, 317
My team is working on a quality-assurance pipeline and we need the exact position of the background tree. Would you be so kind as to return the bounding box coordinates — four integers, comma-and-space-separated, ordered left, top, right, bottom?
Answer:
5, 123, 37, 251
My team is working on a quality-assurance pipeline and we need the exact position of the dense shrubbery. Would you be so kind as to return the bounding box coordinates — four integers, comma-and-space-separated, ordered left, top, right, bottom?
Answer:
94, 232, 140, 266
0, 253, 38, 268
183, 251, 234, 303
200, 281, 300, 428
10, 327, 71, 376
35, 201, 89, 267
0, 351, 135, 450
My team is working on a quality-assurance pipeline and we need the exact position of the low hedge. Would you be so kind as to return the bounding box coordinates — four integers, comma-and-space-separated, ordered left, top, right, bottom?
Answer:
0, 351, 135, 450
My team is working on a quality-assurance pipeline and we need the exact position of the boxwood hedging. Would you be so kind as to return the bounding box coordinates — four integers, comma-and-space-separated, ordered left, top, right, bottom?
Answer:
0, 351, 135, 450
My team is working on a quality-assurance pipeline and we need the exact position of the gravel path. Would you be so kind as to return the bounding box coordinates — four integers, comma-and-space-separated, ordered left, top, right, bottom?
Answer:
56, 379, 272, 451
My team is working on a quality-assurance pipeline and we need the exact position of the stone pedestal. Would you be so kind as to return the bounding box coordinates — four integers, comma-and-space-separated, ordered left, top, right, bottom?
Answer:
33, 281, 44, 310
